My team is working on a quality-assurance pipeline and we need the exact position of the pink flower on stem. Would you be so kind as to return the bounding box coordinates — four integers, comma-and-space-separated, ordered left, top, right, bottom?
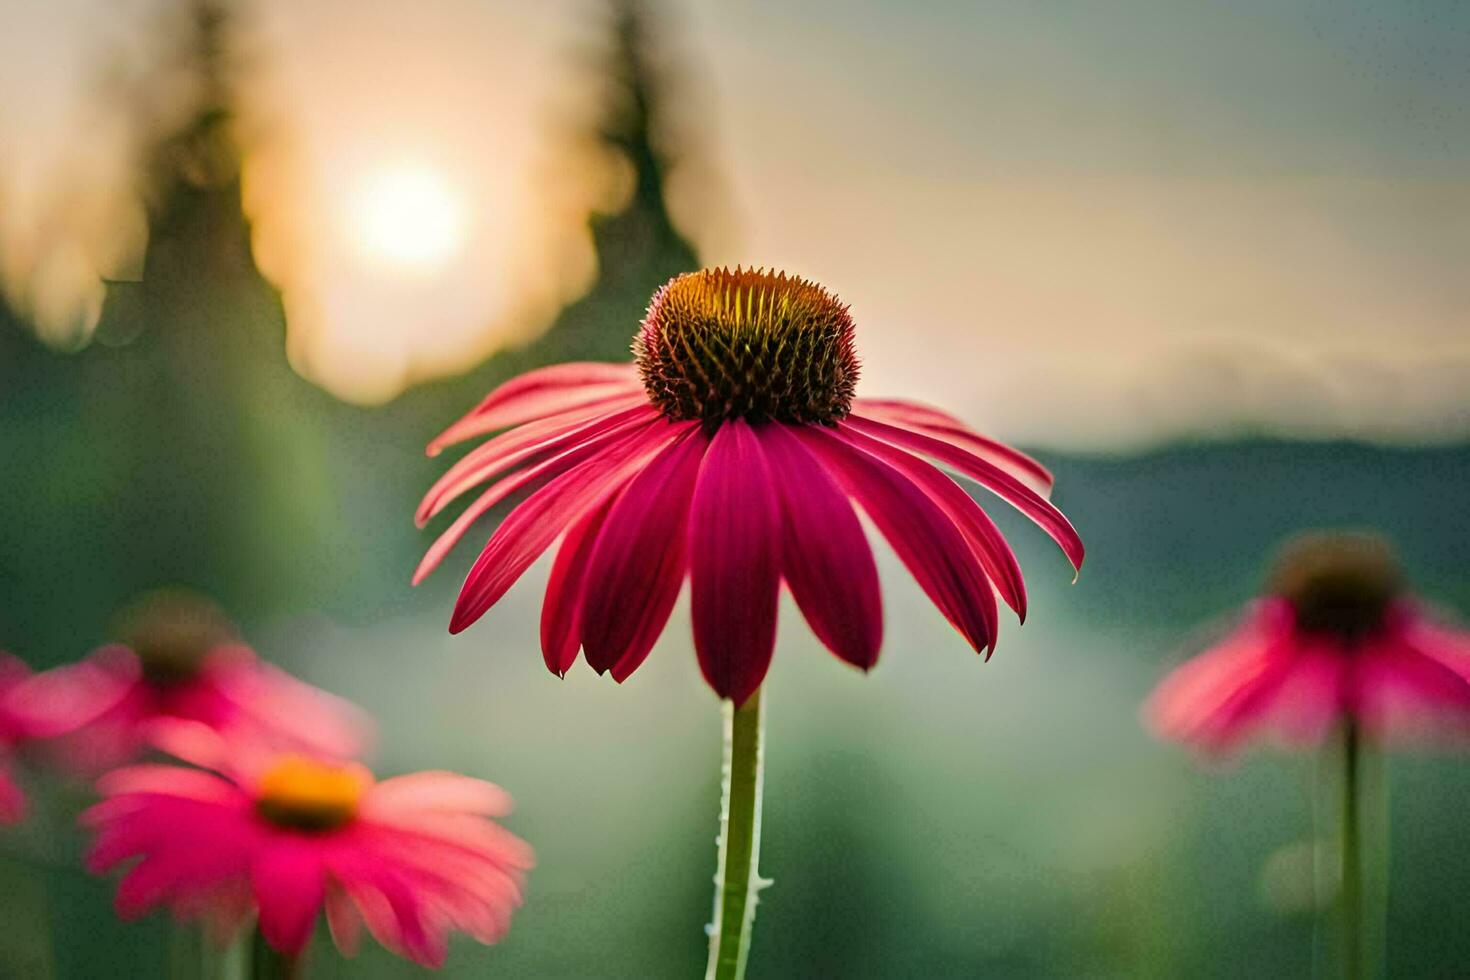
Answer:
415, 268, 1084, 704
1146, 532, 1470, 754
5, 591, 368, 771
417, 267, 1085, 979
83, 723, 533, 968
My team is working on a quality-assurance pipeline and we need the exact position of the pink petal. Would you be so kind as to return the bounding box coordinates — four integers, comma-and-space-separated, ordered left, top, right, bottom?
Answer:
332, 874, 409, 959
579, 428, 708, 676
1258, 644, 1347, 746
332, 828, 524, 947
369, 812, 536, 874
340, 871, 447, 968
377, 862, 512, 946
688, 421, 783, 704
114, 856, 203, 919
844, 414, 1084, 574
43, 698, 153, 774
108, 805, 257, 917
86, 819, 156, 873
144, 718, 235, 774
417, 398, 650, 526
447, 421, 691, 632
837, 423, 1028, 621
539, 496, 615, 677
324, 882, 363, 957
430, 385, 643, 457
0, 653, 29, 690
252, 840, 327, 956
363, 772, 513, 818
321, 822, 529, 963
1145, 617, 1274, 743
758, 424, 882, 670
2, 645, 140, 738
348, 821, 531, 891
94, 764, 240, 806
328, 854, 513, 952
452, 362, 638, 423
0, 759, 24, 824
205, 648, 371, 760
1353, 637, 1470, 741
853, 398, 1054, 492
795, 425, 998, 656
1144, 602, 1343, 752
1401, 614, 1470, 681
428, 362, 643, 456
416, 406, 661, 585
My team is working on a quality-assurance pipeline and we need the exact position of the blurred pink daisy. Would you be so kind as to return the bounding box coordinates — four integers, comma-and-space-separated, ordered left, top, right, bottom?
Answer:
0, 654, 41, 823
84, 723, 533, 968
5, 591, 368, 771
1146, 532, 1470, 753
416, 267, 1084, 704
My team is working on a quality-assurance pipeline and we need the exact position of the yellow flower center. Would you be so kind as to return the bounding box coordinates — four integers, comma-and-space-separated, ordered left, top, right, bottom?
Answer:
254, 756, 368, 831
634, 267, 860, 424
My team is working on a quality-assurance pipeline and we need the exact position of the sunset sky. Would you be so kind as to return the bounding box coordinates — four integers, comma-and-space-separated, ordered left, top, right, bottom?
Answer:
2, 0, 1465, 447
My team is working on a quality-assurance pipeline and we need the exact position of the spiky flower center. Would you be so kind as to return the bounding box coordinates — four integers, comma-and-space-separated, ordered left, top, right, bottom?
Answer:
634, 267, 859, 424
1268, 532, 1403, 640
115, 589, 238, 685
255, 756, 366, 832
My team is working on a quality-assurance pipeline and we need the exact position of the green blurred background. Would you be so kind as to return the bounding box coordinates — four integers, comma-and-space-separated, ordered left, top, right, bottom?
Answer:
2, 1, 1468, 977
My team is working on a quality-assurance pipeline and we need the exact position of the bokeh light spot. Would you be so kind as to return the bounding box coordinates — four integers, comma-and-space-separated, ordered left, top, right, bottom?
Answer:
352, 167, 465, 274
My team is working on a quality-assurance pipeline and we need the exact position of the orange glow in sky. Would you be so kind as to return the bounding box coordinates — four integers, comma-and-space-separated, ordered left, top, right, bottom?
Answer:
2, 0, 1467, 445
351, 167, 466, 275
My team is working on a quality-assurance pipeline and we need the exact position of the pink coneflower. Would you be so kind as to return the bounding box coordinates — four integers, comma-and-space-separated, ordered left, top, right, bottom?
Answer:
415, 267, 1084, 704
1145, 532, 1470, 753
5, 591, 368, 771
1145, 531, 1470, 980
84, 723, 532, 969
416, 267, 1084, 979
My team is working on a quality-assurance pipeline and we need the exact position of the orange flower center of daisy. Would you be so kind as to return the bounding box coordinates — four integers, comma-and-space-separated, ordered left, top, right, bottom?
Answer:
1268, 532, 1402, 640
255, 756, 367, 832
634, 267, 859, 424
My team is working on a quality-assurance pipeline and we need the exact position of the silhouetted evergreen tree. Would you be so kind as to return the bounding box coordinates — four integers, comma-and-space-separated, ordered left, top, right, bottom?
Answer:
396, 0, 704, 400
1, 0, 713, 652
372, 0, 710, 614
0, 0, 341, 654
536, 0, 701, 362
97, 0, 340, 617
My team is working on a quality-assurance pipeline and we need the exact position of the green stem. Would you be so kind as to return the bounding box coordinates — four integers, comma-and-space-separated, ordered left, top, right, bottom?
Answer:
203, 929, 249, 980
1341, 721, 1363, 980
250, 928, 301, 980
167, 923, 202, 980
706, 687, 767, 980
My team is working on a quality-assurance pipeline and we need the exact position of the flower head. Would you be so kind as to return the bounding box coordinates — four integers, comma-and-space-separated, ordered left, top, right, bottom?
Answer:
83, 724, 532, 967
635, 268, 859, 424
1145, 531, 1470, 753
4, 591, 369, 771
416, 267, 1084, 704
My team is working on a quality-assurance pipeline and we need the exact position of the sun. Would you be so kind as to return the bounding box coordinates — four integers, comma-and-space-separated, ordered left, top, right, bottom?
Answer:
352, 167, 466, 274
